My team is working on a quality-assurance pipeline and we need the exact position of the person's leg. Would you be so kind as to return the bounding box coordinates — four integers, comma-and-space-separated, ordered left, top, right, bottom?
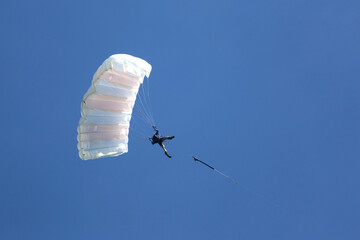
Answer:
162, 136, 174, 141
160, 143, 172, 158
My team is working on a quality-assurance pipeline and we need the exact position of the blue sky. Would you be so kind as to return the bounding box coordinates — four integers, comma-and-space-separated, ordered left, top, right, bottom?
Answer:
1, 0, 359, 239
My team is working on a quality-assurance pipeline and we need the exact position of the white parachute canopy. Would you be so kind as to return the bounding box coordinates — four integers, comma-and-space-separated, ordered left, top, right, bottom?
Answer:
77, 54, 152, 160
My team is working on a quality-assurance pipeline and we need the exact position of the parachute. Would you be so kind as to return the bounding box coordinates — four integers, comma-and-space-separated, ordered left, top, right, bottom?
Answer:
77, 54, 152, 160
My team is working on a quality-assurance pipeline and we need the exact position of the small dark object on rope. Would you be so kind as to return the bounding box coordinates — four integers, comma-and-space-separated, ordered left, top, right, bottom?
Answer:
193, 156, 238, 184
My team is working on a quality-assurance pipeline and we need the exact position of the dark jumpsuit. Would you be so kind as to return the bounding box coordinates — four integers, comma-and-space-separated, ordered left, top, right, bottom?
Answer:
150, 129, 174, 158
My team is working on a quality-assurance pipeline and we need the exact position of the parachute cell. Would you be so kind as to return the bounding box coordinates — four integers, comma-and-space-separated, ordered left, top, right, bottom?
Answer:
77, 54, 152, 160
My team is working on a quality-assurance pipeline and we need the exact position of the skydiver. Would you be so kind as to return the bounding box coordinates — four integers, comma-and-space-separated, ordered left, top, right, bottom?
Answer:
149, 126, 175, 158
